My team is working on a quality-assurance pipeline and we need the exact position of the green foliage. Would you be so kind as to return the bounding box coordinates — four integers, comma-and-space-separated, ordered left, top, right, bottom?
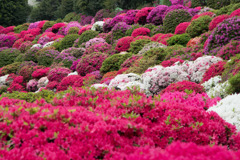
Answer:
37, 50, 59, 67
63, 12, 76, 22
68, 27, 80, 35
227, 72, 240, 94
191, 0, 207, 8
112, 30, 126, 40
58, 34, 79, 51
125, 24, 142, 36
143, 23, 156, 31
22, 48, 39, 63
29, 0, 61, 22
186, 16, 212, 38
150, 25, 165, 36
162, 0, 172, 6
71, 14, 82, 22
215, 3, 240, 15
164, 45, 184, 60
14, 54, 25, 63
55, 0, 74, 19
0, 49, 21, 68
163, 9, 192, 34
0, 86, 8, 95
100, 53, 132, 74
0, 89, 55, 103
207, 0, 230, 9
42, 21, 56, 32
221, 55, 240, 82
1, 62, 21, 75
0, 0, 31, 26
231, 0, 240, 3
14, 23, 29, 33
143, 47, 167, 63
78, 30, 99, 46
167, 34, 191, 46
73, 0, 104, 16
128, 39, 152, 54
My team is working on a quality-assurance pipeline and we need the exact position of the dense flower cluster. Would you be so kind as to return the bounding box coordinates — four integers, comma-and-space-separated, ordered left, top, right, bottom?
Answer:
115, 36, 134, 52
216, 40, 240, 60
174, 22, 190, 34
146, 5, 168, 25
131, 27, 150, 37
47, 67, 71, 82
209, 14, 229, 31
134, 7, 154, 25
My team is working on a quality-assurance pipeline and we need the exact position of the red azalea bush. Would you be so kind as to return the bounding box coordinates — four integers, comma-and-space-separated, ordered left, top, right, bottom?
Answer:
121, 55, 143, 68
0, 26, 15, 34
134, 7, 154, 25
174, 22, 191, 34
160, 81, 205, 95
186, 37, 201, 47
19, 41, 32, 52
32, 67, 51, 79
82, 73, 97, 86
57, 75, 83, 91
78, 25, 92, 35
12, 38, 24, 49
133, 36, 151, 42
157, 33, 174, 45
46, 81, 59, 90
7, 76, 25, 93
209, 14, 230, 31
51, 23, 66, 33
230, 8, 240, 18
191, 12, 215, 21
151, 33, 164, 41
47, 67, 71, 82
216, 40, 240, 60
76, 52, 108, 76
23, 34, 35, 41
201, 61, 226, 83
131, 27, 150, 37
115, 36, 134, 52
161, 58, 184, 67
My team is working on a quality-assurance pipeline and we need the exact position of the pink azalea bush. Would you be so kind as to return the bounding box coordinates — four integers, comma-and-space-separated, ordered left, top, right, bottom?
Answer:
131, 27, 150, 38
47, 67, 71, 82
115, 36, 134, 52
26, 79, 38, 92
174, 22, 191, 34
76, 53, 108, 76
85, 42, 112, 55
216, 40, 240, 60
32, 67, 51, 79
209, 14, 230, 31
161, 58, 184, 67
134, 7, 154, 25
57, 75, 83, 91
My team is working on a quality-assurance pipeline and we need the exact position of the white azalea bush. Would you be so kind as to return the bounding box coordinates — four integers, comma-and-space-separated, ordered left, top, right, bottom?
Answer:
187, 56, 223, 83
208, 93, 240, 131
207, 81, 230, 98
201, 76, 222, 91
91, 21, 104, 32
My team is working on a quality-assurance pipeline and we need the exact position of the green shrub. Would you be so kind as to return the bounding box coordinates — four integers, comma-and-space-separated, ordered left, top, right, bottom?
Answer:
0, 86, 7, 95
1, 62, 21, 75
143, 23, 156, 31
164, 45, 185, 60
167, 34, 191, 46
227, 72, 240, 94
22, 47, 39, 63
55, 18, 63, 23
163, 9, 192, 34
58, 34, 79, 51
162, 0, 172, 6
126, 48, 166, 74
215, 3, 240, 15
63, 12, 76, 22
125, 24, 142, 36
78, 30, 99, 46
14, 54, 25, 62
191, 0, 206, 8
37, 49, 59, 67
0, 48, 21, 68
150, 25, 165, 36
14, 23, 29, 33
100, 53, 132, 74
128, 39, 152, 54
207, 0, 230, 9
221, 55, 240, 82
186, 16, 212, 38
42, 21, 56, 32
68, 27, 80, 35
71, 14, 82, 22
0, 89, 55, 103
231, 0, 240, 4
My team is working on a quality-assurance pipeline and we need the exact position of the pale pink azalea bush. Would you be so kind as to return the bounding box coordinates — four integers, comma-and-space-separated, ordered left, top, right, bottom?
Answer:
47, 67, 72, 82
26, 79, 38, 92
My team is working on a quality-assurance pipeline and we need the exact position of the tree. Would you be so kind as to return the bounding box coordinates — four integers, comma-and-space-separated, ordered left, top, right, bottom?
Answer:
0, 0, 31, 27
56, 0, 74, 19
73, 0, 104, 15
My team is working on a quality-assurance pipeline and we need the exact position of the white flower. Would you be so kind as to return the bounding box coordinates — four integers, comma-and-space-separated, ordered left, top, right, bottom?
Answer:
43, 41, 54, 48
91, 21, 104, 31
0, 74, 9, 86
31, 44, 42, 49
91, 83, 108, 89
201, 76, 222, 91
109, 73, 142, 89
208, 93, 240, 131
68, 71, 78, 76
207, 81, 229, 98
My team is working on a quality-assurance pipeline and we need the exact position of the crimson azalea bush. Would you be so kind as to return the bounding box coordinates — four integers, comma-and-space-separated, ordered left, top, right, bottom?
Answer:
76, 52, 108, 76
115, 36, 134, 52
209, 14, 230, 31
230, 8, 240, 17
201, 61, 226, 83
47, 67, 71, 82
57, 75, 83, 91
174, 22, 191, 34
85, 42, 112, 55
161, 58, 184, 67
32, 67, 51, 79
191, 12, 215, 21
134, 7, 154, 25
131, 27, 150, 37
160, 80, 205, 94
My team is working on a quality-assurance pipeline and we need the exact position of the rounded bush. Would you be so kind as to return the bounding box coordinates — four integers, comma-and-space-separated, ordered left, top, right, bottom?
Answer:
174, 22, 191, 34
47, 67, 71, 82
112, 22, 131, 40
201, 61, 226, 83
131, 27, 150, 37
160, 80, 205, 94
53, 52, 76, 68
221, 55, 240, 82
134, 7, 154, 25
0, 34, 17, 48
22, 47, 40, 63
61, 47, 85, 59
150, 25, 165, 36
191, 12, 215, 21
186, 16, 212, 38
77, 30, 99, 46
68, 27, 80, 35
14, 23, 29, 33
85, 42, 112, 55
156, 33, 174, 45
163, 9, 192, 34
121, 55, 143, 68
125, 24, 142, 36
0, 62, 21, 75
230, 8, 240, 17
37, 49, 59, 67
217, 40, 240, 60
161, 58, 184, 67
63, 12, 76, 22
162, 4, 187, 19
58, 34, 79, 51
167, 34, 191, 46
42, 21, 56, 32
115, 36, 134, 52
0, 48, 20, 68
123, 10, 138, 25
209, 14, 230, 31
207, 0, 230, 9
57, 75, 83, 91
128, 39, 151, 54
32, 67, 50, 79
204, 17, 240, 54
191, 0, 206, 8
77, 52, 108, 76
146, 5, 168, 25
100, 53, 132, 74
